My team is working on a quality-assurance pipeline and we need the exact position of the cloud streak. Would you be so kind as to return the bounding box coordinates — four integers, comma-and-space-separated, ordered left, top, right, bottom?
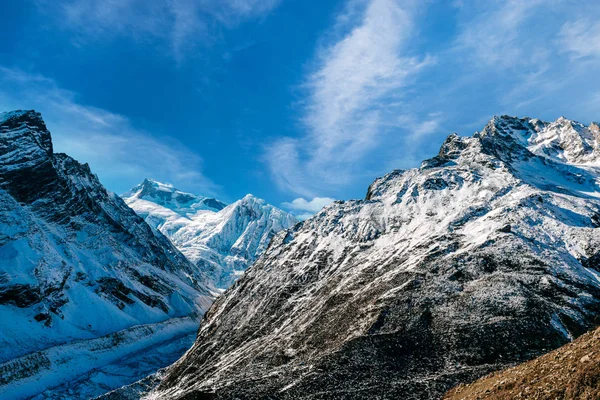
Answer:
282, 197, 335, 220
0, 66, 218, 195
455, 0, 549, 69
282, 197, 335, 213
268, 0, 433, 198
449, 0, 600, 115
37, 0, 280, 62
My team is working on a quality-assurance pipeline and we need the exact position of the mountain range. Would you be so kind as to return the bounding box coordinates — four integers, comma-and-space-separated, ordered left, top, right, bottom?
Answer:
2, 110, 600, 399
0, 110, 295, 399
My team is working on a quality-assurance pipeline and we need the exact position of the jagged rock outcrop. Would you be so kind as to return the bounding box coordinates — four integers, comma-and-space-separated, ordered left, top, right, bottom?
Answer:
0, 110, 214, 398
123, 180, 298, 289
149, 115, 600, 400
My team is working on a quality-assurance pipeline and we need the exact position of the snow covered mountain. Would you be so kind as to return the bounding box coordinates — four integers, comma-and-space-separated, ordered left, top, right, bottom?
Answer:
123, 179, 298, 288
0, 110, 215, 399
144, 115, 600, 399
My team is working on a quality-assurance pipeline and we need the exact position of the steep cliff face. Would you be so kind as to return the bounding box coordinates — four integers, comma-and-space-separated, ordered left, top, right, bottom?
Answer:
0, 110, 214, 398
151, 116, 600, 400
123, 181, 298, 289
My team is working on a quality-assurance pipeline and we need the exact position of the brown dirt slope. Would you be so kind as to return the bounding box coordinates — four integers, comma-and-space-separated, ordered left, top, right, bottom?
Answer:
445, 326, 600, 400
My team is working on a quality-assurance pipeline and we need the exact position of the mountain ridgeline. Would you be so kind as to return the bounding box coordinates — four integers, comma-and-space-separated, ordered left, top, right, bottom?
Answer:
146, 115, 600, 399
3, 110, 600, 400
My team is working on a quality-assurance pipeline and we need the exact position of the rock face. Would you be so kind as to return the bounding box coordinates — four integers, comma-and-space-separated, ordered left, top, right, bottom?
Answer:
0, 111, 214, 397
152, 116, 600, 400
444, 325, 600, 399
123, 180, 298, 289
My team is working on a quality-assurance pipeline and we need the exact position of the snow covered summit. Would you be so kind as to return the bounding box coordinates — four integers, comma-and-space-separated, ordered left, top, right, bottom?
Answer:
478, 115, 600, 165
123, 181, 298, 288
123, 178, 226, 215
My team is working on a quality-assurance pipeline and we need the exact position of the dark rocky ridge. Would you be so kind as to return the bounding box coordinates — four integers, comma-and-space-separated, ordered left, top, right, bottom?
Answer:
0, 110, 213, 362
150, 116, 600, 399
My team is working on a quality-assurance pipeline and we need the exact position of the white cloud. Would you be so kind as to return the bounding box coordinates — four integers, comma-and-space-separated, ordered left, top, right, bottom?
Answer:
295, 213, 315, 221
282, 197, 335, 214
267, 0, 433, 197
558, 18, 600, 59
0, 66, 218, 195
36, 0, 280, 62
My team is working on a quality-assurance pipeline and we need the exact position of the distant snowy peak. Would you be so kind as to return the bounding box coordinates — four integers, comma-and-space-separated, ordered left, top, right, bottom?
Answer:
123, 178, 226, 216
481, 115, 600, 166
206, 193, 299, 259
123, 182, 298, 288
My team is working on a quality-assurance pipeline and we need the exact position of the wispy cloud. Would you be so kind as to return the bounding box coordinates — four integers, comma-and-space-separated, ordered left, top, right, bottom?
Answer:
267, 0, 433, 197
36, 0, 280, 62
282, 197, 335, 219
0, 66, 218, 195
395, 112, 443, 141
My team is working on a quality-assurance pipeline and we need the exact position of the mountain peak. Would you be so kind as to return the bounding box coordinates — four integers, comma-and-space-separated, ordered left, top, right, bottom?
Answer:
123, 179, 226, 214
134, 178, 176, 197
0, 109, 53, 155
0, 109, 44, 124
237, 193, 262, 205
525, 116, 599, 164
142, 177, 167, 186
425, 115, 600, 169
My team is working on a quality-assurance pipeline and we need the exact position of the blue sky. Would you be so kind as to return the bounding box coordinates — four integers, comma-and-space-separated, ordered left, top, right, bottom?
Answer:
1, 0, 599, 217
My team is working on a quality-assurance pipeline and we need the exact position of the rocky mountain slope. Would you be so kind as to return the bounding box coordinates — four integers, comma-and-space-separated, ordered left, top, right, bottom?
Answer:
146, 115, 600, 399
445, 325, 600, 399
123, 179, 298, 288
0, 110, 214, 398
